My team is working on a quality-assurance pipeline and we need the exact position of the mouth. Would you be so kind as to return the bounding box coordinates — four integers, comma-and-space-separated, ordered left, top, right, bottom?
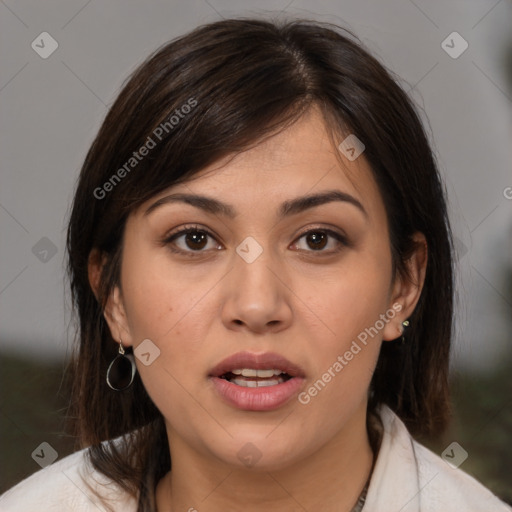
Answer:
219, 368, 293, 388
209, 351, 305, 411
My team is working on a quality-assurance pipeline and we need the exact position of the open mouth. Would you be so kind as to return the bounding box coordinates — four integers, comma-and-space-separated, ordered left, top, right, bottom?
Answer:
219, 368, 293, 387
209, 351, 305, 410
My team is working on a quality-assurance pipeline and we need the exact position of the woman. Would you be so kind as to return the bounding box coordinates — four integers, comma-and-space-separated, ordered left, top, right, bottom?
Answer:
1, 17, 510, 512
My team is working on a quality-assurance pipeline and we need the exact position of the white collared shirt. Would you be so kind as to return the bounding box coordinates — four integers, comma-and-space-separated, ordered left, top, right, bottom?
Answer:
1, 405, 509, 511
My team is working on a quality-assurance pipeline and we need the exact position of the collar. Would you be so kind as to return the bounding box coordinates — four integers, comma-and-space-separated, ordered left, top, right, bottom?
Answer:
363, 405, 422, 512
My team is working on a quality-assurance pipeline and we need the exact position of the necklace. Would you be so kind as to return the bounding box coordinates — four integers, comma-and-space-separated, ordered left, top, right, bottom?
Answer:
350, 479, 369, 512
349, 409, 383, 511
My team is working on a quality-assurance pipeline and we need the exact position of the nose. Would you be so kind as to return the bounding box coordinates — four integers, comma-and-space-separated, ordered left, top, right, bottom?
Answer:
220, 242, 293, 335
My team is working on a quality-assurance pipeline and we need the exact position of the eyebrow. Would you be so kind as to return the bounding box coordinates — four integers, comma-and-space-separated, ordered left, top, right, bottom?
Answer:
144, 190, 367, 219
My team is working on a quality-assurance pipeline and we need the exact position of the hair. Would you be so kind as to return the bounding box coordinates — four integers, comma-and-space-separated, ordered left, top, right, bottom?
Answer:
65, 16, 454, 511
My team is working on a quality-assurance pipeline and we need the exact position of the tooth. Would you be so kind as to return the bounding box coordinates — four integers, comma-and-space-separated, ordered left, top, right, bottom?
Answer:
232, 368, 285, 377
230, 376, 285, 387
241, 368, 258, 377
255, 369, 275, 378
256, 379, 280, 387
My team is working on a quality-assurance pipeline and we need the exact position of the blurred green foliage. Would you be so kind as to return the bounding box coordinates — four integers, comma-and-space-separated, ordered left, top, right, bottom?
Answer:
1, 350, 511, 503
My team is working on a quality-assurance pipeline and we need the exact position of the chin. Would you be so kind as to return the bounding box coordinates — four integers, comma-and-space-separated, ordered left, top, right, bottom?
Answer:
206, 429, 313, 472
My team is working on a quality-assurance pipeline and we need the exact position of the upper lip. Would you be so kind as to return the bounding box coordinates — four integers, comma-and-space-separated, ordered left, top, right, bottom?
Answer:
209, 351, 306, 378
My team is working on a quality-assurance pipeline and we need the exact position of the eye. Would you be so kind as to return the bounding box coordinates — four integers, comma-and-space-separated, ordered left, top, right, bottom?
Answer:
162, 225, 348, 257
292, 228, 348, 253
163, 225, 221, 255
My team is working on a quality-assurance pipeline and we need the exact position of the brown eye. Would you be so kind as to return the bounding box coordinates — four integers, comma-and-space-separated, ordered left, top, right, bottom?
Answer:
184, 231, 208, 250
305, 232, 328, 250
293, 228, 348, 253
164, 226, 221, 255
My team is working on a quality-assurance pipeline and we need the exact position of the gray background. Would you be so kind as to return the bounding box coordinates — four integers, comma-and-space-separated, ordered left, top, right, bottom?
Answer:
1, 0, 511, 371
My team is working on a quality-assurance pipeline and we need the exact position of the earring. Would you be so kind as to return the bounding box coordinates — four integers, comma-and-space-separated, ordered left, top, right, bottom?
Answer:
106, 340, 136, 391
400, 319, 410, 344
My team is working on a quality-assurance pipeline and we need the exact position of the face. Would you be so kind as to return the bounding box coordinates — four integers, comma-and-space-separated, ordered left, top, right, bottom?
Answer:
102, 107, 418, 472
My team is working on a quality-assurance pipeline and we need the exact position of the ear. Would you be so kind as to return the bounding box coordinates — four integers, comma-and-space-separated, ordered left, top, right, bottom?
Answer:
88, 248, 134, 347
382, 232, 428, 341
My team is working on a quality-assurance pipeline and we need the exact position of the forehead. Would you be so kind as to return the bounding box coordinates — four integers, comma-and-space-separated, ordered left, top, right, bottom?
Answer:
137, 107, 385, 222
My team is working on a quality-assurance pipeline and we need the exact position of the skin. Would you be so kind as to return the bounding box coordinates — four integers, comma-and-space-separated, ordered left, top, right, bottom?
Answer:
90, 106, 427, 511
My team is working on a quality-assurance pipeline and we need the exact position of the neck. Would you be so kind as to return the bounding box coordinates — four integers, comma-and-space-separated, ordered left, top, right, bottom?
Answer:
156, 406, 374, 512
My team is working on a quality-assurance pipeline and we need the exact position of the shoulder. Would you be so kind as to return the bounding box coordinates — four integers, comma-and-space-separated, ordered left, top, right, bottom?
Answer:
411, 437, 510, 512
0, 442, 138, 512
364, 405, 511, 512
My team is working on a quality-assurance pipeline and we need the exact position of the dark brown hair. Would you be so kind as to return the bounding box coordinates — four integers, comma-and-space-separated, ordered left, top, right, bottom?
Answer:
65, 17, 454, 510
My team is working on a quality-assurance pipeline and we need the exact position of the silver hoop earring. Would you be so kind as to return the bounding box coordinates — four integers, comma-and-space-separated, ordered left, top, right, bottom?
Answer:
106, 340, 136, 391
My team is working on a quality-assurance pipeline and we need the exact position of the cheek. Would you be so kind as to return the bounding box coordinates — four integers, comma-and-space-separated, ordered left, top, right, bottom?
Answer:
119, 255, 209, 423
293, 251, 391, 400
120, 247, 210, 341
119, 245, 216, 384
298, 251, 392, 342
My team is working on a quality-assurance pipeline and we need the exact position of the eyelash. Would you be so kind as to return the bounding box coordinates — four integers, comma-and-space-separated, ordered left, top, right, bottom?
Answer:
161, 224, 349, 258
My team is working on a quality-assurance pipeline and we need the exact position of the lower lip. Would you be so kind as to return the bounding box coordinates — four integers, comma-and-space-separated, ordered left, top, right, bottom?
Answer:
210, 376, 305, 411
